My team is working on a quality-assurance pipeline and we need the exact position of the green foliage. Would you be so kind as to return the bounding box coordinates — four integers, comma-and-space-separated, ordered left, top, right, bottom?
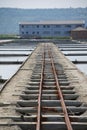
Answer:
0, 34, 19, 39
41, 36, 70, 40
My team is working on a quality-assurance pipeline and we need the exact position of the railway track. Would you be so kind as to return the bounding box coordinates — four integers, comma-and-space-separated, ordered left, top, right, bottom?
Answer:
0, 43, 87, 130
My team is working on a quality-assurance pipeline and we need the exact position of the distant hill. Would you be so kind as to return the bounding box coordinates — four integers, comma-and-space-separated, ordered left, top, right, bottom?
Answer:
0, 8, 87, 34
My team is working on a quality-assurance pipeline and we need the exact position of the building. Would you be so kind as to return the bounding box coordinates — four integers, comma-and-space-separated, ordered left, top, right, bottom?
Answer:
71, 27, 87, 40
19, 20, 85, 38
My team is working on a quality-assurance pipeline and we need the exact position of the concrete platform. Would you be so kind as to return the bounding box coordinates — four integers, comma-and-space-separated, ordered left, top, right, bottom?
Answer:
0, 43, 87, 130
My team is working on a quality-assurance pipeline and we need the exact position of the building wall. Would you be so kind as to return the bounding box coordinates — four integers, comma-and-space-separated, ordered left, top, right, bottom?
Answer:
71, 31, 87, 39
19, 23, 84, 38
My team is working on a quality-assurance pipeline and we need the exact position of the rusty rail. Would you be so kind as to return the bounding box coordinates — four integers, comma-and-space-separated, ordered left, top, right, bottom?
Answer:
1, 43, 87, 130
36, 50, 45, 130
48, 47, 73, 130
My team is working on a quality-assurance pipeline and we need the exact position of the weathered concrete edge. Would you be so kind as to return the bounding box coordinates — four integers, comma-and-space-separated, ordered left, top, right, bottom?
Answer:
54, 43, 87, 106
0, 45, 37, 93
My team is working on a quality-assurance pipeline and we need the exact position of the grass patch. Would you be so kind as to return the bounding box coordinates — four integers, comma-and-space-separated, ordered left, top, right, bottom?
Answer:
0, 34, 70, 40
0, 34, 19, 39
41, 36, 70, 40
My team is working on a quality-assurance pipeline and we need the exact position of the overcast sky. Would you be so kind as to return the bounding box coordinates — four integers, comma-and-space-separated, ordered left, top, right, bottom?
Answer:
0, 0, 87, 9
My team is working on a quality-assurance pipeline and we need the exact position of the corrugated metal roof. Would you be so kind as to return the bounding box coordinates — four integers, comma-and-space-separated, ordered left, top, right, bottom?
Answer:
19, 20, 85, 25
72, 27, 87, 31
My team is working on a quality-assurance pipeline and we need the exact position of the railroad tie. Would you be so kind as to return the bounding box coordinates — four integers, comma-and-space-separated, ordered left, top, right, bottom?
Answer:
0, 43, 87, 130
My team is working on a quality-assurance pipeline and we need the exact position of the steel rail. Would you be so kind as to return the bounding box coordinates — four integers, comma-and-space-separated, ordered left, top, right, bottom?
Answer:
48, 47, 73, 130
36, 49, 45, 130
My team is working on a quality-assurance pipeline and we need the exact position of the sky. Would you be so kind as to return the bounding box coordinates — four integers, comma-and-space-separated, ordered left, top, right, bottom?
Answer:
0, 0, 87, 9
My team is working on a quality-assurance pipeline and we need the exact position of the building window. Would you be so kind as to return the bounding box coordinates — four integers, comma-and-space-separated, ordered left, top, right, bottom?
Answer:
43, 31, 50, 34
55, 25, 61, 27
43, 25, 50, 28
37, 25, 39, 28
65, 25, 71, 28
54, 31, 60, 34
65, 31, 71, 34
37, 32, 39, 34
47, 25, 50, 28
43, 25, 46, 28
21, 25, 24, 28
22, 32, 24, 34
32, 32, 35, 34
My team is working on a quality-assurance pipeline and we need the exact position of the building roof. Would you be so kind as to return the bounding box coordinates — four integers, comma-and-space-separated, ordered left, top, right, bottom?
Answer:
19, 20, 85, 25
72, 27, 87, 31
